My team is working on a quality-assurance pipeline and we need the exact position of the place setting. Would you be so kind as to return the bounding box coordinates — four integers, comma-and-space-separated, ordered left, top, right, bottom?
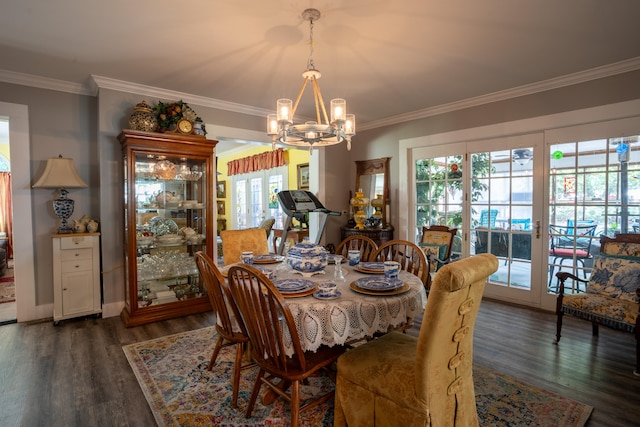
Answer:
353, 261, 386, 275
350, 261, 410, 296
273, 278, 317, 298
312, 281, 342, 300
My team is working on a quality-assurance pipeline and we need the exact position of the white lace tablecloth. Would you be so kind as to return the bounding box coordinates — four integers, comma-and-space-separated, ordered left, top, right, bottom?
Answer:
278, 266, 426, 356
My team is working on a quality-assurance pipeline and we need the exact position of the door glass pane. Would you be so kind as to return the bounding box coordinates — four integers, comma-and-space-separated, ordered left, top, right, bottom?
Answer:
250, 178, 263, 227
415, 156, 463, 240
268, 174, 285, 228
236, 179, 246, 229
548, 135, 640, 294
472, 148, 533, 289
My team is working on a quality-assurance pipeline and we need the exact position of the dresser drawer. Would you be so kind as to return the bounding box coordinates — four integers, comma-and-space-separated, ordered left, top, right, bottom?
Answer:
60, 248, 92, 262
61, 258, 93, 273
60, 236, 94, 250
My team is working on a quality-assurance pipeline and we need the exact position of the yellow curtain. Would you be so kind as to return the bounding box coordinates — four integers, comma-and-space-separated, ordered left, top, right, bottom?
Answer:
0, 172, 13, 259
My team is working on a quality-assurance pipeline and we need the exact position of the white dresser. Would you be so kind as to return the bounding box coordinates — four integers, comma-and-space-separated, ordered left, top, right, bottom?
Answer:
52, 232, 102, 325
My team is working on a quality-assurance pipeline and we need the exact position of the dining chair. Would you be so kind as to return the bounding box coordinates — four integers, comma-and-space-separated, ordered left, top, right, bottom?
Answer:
333, 253, 499, 427
193, 251, 252, 408
548, 223, 598, 289
220, 228, 270, 265
419, 225, 457, 290
226, 264, 346, 427
479, 209, 499, 228
372, 239, 428, 288
335, 235, 378, 262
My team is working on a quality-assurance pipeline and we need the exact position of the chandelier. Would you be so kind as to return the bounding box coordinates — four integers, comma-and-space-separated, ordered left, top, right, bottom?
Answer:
267, 8, 355, 153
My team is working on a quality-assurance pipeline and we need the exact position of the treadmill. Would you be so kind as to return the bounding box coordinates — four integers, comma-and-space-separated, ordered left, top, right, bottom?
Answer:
276, 190, 342, 255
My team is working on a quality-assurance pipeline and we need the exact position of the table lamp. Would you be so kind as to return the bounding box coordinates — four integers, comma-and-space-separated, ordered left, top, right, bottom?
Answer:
32, 155, 88, 233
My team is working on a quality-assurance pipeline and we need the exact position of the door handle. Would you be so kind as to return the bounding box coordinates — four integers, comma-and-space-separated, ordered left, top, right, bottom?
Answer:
535, 220, 541, 239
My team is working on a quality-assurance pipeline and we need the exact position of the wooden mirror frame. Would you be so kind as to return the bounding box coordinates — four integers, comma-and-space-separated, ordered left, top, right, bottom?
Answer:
355, 157, 390, 225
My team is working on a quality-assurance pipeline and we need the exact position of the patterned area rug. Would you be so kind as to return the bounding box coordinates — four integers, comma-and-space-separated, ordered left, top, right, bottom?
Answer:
123, 327, 593, 427
0, 275, 15, 304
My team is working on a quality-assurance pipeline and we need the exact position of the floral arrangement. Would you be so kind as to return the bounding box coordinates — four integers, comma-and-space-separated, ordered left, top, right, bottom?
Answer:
153, 100, 205, 134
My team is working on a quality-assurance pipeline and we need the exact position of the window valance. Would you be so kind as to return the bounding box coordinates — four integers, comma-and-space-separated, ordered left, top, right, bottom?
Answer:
227, 148, 287, 176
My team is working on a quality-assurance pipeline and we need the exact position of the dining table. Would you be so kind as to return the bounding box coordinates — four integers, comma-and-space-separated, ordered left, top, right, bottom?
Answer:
222, 258, 427, 357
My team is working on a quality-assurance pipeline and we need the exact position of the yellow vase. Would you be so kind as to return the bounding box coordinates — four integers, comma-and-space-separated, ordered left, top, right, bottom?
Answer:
350, 190, 369, 230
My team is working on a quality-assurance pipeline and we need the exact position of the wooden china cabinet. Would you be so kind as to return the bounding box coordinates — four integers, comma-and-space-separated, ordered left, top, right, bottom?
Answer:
119, 130, 217, 327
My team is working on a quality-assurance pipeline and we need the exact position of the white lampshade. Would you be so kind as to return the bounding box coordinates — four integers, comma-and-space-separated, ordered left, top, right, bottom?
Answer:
33, 156, 88, 189
331, 98, 346, 123
277, 99, 293, 122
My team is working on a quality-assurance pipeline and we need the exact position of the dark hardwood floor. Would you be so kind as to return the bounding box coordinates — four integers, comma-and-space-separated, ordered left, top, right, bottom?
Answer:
0, 299, 638, 426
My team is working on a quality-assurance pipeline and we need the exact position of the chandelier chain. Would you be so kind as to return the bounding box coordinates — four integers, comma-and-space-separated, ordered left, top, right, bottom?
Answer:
307, 18, 315, 70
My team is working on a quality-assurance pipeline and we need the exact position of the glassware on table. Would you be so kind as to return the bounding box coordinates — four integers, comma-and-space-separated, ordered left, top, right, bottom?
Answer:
333, 254, 348, 282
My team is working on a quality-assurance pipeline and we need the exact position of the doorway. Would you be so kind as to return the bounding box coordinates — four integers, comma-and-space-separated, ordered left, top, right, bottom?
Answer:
412, 133, 546, 307
0, 119, 14, 323
0, 102, 37, 323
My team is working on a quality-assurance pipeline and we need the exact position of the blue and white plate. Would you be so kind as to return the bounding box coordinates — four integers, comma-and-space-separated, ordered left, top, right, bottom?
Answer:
354, 277, 404, 291
356, 262, 386, 273
274, 278, 315, 293
313, 290, 342, 300
253, 254, 285, 264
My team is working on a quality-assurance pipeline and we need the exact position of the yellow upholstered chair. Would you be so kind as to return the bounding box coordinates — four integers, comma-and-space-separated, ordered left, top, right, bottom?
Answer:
220, 228, 269, 265
334, 253, 498, 427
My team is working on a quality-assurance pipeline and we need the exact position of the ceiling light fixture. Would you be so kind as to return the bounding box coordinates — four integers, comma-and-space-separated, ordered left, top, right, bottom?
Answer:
267, 8, 355, 154
512, 148, 533, 166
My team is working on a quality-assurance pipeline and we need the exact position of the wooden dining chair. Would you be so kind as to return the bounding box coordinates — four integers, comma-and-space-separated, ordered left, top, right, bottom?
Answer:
227, 264, 346, 427
372, 239, 428, 287
335, 235, 377, 261
194, 251, 252, 408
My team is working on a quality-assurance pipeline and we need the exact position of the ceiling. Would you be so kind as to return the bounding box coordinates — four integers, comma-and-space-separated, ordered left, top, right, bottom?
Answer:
1, 0, 640, 154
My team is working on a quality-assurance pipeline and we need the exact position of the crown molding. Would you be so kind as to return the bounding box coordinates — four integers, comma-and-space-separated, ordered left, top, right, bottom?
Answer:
359, 56, 640, 131
0, 69, 93, 95
89, 75, 271, 118
1, 56, 639, 131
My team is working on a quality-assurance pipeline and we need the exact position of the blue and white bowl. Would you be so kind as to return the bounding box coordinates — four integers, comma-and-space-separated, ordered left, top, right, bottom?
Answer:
287, 242, 328, 273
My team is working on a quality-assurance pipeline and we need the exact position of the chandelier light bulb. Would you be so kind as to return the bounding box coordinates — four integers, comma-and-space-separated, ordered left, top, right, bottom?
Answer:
331, 98, 346, 122
277, 99, 292, 122
345, 114, 356, 135
267, 114, 278, 135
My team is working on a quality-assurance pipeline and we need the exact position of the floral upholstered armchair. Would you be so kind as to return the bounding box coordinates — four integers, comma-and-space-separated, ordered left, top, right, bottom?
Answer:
419, 225, 457, 290
555, 233, 640, 375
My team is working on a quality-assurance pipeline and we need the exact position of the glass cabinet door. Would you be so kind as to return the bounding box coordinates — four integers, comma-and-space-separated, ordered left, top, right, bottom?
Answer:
134, 153, 207, 307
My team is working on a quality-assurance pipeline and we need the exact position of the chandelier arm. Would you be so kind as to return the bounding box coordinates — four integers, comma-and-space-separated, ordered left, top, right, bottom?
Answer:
312, 79, 323, 124
312, 78, 330, 125
292, 77, 311, 117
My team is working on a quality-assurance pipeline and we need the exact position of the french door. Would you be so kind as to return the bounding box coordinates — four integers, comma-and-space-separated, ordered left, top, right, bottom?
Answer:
232, 166, 287, 230
413, 133, 545, 306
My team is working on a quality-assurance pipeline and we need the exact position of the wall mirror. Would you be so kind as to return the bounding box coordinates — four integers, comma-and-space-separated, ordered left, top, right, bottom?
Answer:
355, 157, 390, 225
